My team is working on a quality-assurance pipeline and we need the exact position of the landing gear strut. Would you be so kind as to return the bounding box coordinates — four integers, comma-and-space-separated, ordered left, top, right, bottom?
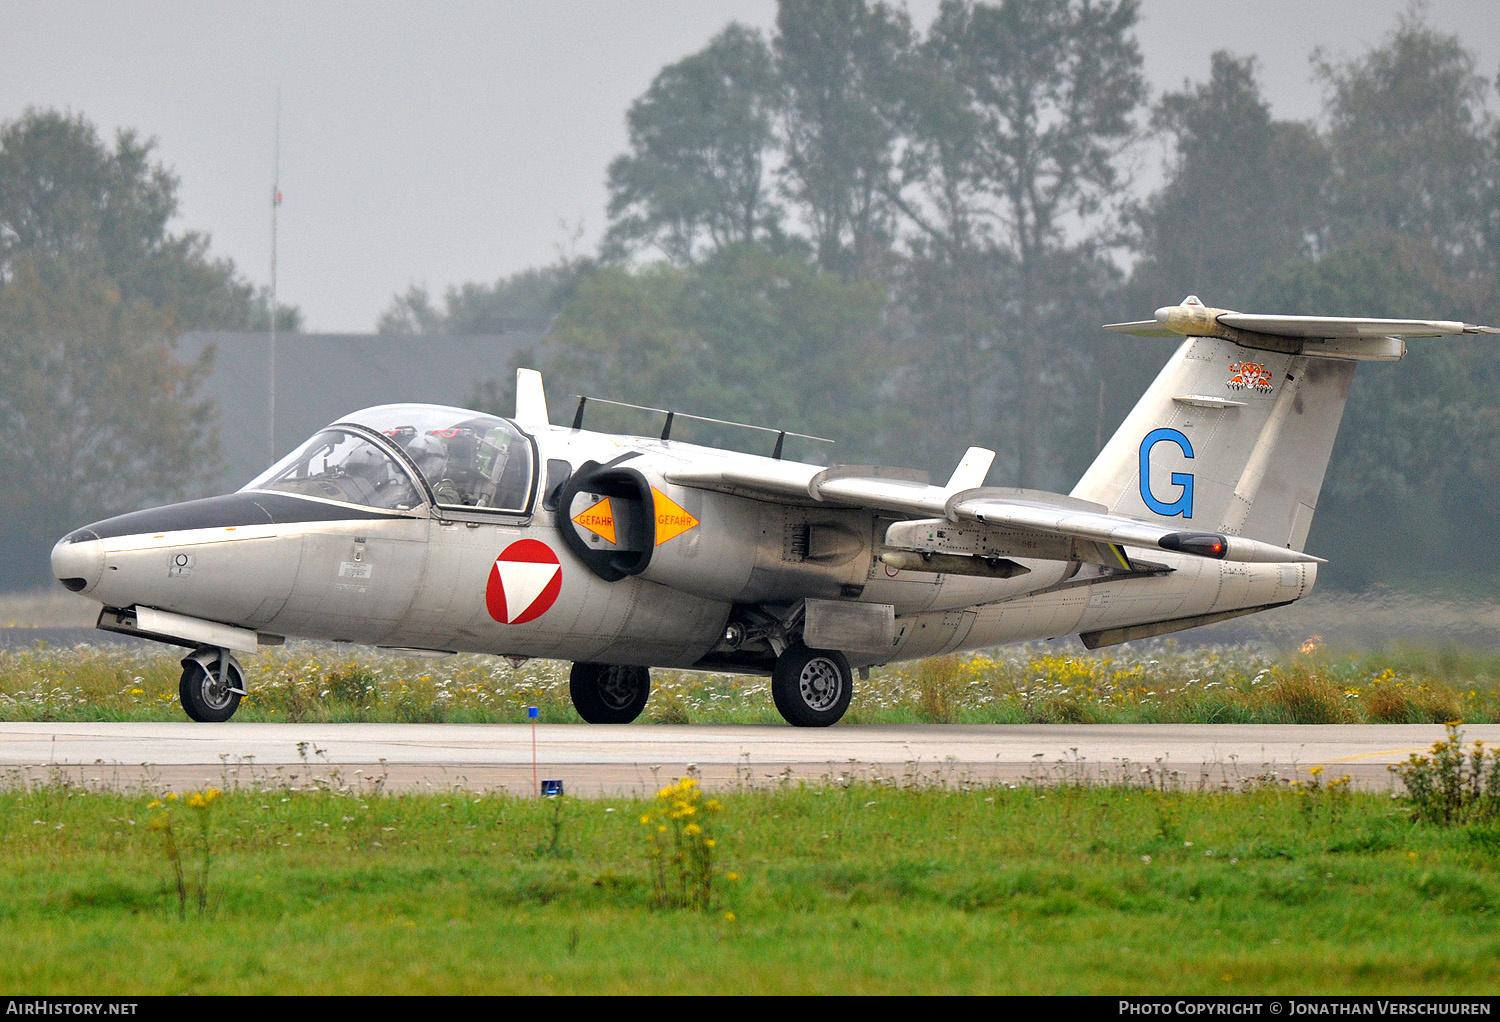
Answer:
771, 643, 853, 727
569, 662, 651, 723
179, 647, 246, 722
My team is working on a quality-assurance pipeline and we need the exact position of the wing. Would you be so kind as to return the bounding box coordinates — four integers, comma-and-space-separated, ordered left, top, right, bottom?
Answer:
665, 455, 1319, 567
936, 489, 1321, 565
663, 446, 994, 515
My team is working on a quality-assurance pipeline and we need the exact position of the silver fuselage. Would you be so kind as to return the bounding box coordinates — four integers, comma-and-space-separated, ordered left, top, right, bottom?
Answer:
51, 417, 1314, 670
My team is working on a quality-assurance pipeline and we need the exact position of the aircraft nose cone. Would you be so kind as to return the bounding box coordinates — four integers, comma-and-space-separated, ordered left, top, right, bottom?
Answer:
51, 529, 104, 594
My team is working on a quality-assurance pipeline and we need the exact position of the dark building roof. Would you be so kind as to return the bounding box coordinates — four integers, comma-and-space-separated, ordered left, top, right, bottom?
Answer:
177, 329, 546, 493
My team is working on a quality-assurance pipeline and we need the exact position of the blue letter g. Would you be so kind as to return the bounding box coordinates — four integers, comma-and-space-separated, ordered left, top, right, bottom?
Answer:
1139, 428, 1194, 518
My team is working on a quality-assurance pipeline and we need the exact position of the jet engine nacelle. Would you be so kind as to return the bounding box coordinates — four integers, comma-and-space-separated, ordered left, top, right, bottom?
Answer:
556, 460, 754, 597
555, 459, 871, 604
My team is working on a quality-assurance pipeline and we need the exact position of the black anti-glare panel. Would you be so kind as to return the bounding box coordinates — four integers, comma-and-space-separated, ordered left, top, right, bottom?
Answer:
67, 493, 411, 542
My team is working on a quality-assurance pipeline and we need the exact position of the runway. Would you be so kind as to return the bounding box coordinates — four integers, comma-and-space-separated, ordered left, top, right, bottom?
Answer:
1, 721, 1491, 796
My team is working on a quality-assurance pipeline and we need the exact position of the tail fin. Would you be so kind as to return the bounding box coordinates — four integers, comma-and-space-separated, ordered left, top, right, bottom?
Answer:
1071, 297, 1496, 552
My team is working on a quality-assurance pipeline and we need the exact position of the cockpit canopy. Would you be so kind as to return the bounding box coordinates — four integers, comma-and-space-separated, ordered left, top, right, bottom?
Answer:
242, 404, 537, 514
244, 429, 423, 510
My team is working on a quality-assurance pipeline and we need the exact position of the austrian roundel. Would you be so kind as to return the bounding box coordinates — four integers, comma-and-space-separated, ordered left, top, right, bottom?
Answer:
485, 540, 562, 625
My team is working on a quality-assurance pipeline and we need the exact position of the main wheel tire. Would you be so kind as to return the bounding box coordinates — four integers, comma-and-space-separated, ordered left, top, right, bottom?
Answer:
771, 644, 852, 727
569, 662, 651, 724
179, 654, 244, 723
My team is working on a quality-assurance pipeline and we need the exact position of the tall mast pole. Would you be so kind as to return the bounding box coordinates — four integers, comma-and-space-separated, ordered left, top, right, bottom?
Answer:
269, 91, 281, 467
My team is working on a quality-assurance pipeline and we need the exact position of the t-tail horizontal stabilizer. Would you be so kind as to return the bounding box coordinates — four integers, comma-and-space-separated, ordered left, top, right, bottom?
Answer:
1105, 294, 1498, 361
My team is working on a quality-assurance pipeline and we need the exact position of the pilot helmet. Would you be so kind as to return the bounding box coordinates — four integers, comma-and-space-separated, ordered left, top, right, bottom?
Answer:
406, 433, 448, 478
343, 444, 387, 480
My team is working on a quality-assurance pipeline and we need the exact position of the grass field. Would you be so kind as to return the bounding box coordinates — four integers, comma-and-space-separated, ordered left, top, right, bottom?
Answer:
4, 638, 1499, 726
3, 764, 1499, 995
7, 591, 1498, 994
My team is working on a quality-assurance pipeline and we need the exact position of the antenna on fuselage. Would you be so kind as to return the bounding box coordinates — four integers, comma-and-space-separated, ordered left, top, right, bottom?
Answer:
268, 89, 282, 467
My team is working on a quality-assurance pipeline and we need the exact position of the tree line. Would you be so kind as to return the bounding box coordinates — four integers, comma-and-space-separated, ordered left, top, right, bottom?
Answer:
401, 0, 1499, 590
3, 0, 1498, 590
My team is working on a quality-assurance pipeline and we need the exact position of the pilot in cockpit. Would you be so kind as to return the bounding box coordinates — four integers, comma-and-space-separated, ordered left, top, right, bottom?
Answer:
342, 442, 417, 509
405, 433, 463, 504
390, 420, 527, 510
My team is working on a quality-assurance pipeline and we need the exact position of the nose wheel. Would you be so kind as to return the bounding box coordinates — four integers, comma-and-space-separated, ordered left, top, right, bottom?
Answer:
772, 643, 853, 727
179, 648, 246, 722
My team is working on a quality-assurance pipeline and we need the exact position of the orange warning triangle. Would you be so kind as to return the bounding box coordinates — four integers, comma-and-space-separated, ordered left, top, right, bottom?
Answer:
651, 487, 699, 545
571, 497, 617, 544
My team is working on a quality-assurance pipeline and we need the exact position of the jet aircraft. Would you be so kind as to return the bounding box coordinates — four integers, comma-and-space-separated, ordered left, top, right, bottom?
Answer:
50, 297, 1497, 727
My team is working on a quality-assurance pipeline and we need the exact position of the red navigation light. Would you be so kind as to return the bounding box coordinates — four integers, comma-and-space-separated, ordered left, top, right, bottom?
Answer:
1159, 532, 1230, 559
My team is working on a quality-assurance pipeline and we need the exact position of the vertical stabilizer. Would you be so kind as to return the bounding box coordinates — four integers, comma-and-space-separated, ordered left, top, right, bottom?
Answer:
1071, 336, 1356, 552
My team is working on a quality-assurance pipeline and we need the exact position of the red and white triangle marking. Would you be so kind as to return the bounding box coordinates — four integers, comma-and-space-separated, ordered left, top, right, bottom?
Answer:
485, 539, 562, 625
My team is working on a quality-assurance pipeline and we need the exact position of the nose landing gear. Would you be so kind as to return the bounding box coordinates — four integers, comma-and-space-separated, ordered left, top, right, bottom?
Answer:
179, 647, 246, 722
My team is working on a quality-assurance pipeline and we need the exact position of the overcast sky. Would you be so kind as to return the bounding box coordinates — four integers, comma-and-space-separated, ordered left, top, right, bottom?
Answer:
3, 0, 1498, 331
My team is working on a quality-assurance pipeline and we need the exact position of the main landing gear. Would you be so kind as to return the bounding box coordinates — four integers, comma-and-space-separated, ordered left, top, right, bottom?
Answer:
566, 643, 856, 728
179, 647, 246, 722
569, 662, 652, 723
771, 643, 853, 728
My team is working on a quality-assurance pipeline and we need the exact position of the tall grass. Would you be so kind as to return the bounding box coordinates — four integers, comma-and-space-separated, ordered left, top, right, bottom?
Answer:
1, 638, 1496, 724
